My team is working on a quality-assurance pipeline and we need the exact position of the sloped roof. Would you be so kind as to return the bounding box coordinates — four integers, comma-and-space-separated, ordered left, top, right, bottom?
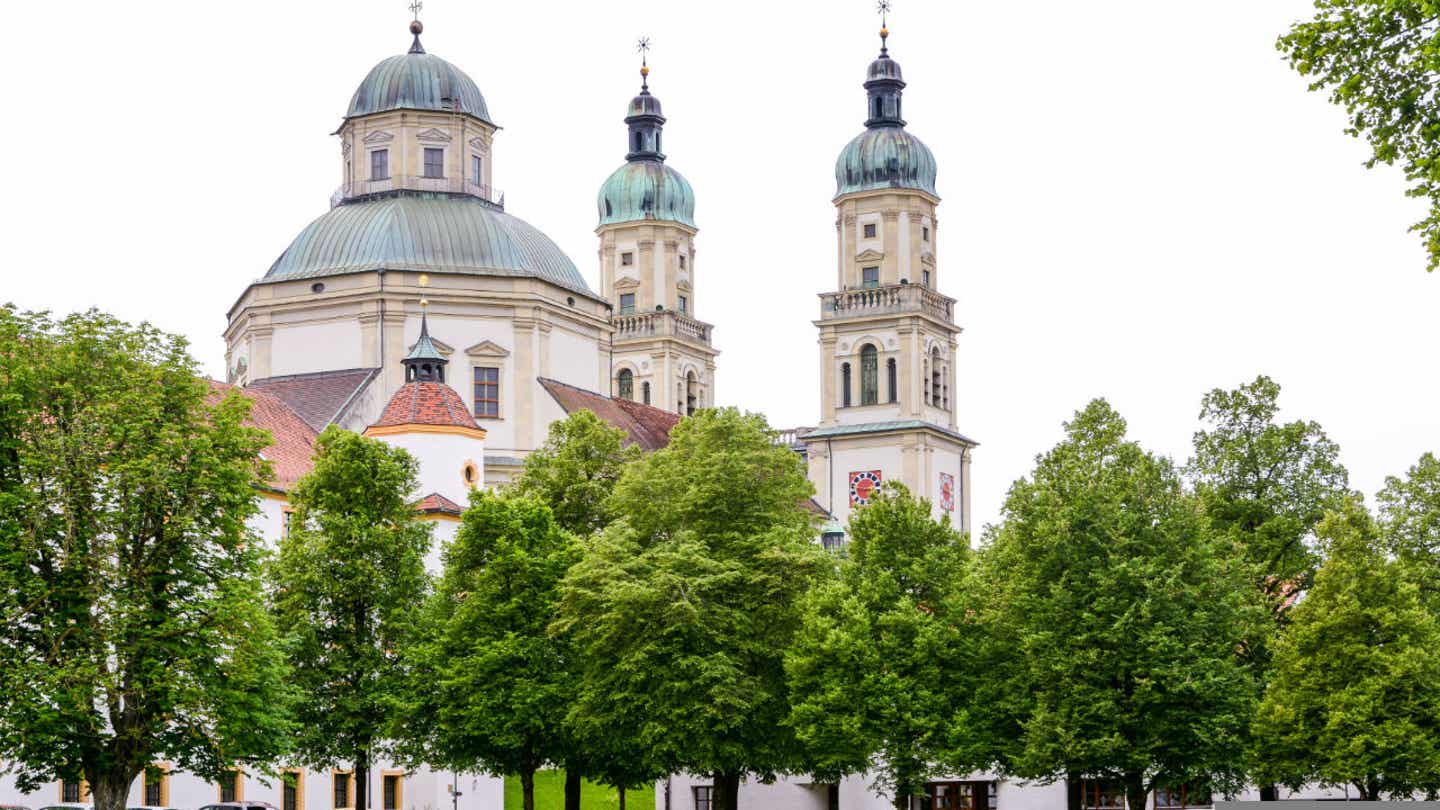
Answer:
373, 381, 480, 431
415, 492, 466, 516
538, 377, 680, 451
209, 381, 318, 491
246, 368, 379, 432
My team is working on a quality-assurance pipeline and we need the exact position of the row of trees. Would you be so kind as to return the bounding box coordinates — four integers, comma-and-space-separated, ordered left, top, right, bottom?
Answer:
4, 308, 1439, 810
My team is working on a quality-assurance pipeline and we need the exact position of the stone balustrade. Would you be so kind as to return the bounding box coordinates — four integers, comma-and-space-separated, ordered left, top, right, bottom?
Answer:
819, 282, 955, 322
613, 309, 714, 345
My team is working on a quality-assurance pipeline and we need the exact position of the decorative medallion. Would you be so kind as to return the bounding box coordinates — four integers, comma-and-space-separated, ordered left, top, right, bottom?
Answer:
849, 470, 882, 507
939, 472, 955, 512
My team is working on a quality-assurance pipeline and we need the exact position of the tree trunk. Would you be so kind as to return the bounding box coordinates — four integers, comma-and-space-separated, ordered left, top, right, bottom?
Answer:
1259, 784, 1278, 802
563, 770, 581, 810
618, 785, 626, 810
521, 769, 536, 810
356, 754, 369, 810
1124, 774, 1147, 810
90, 768, 138, 810
893, 790, 911, 810
712, 772, 741, 810
1066, 773, 1083, 810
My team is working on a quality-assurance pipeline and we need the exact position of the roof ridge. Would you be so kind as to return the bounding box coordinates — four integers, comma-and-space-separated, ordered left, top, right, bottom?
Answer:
248, 367, 378, 384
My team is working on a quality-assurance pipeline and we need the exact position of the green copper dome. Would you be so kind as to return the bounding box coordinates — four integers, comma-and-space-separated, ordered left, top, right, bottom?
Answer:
346, 42, 491, 122
835, 127, 938, 198
266, 194, 595, 298
597, 161, 696, 229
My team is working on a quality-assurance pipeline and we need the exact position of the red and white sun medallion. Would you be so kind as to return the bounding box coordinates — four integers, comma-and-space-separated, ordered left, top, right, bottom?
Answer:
849, 470, 882, 506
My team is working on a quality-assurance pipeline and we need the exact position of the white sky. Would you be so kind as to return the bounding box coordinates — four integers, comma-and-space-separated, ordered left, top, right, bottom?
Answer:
2, 0, 1436, 532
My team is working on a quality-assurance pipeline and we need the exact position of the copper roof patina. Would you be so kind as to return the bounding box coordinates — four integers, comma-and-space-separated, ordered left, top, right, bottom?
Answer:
265, 194, 596, 298
835, 127, 938, 198
347, 49, 492, 123
597, 161, 696, 229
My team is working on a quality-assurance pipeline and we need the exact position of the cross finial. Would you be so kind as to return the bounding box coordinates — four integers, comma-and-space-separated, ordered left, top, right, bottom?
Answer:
407, 1, 425, 53
410, 0, 423, 22
876, 0, 891, 52
637, 37, 652, 90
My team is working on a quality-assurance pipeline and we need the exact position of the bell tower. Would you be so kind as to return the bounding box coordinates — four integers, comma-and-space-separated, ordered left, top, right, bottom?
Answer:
801, 9, 976, 533
596, 41, 718, 415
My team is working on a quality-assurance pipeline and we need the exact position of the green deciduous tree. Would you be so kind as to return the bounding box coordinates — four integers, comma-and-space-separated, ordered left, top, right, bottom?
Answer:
556, 408, 825, 810
512, 409, 641, 538
1252, 499, 1440, 799
972, 400, 1262, 810
786, 483, 968, 810
407, 491, 578, 810
1278, 1, 1440, 271
270, 427, 431, 810
0, 307, 294, 810
1378, 452, 1440, 612
511, 409, 644, 810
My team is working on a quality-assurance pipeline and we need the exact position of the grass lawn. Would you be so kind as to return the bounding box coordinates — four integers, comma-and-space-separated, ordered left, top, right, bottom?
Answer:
503, 770, 654, 810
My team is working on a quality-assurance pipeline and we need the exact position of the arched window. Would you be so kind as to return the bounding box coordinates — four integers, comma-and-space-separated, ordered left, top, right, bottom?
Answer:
642, 381, 651, 405
841, 363, 852, 408
634, 132, 643, 152
872, 97, 882, 119
887, 358, 897, 403
685, 371, 699, 416
617, 368, 634, 401
860, 344, 879, 406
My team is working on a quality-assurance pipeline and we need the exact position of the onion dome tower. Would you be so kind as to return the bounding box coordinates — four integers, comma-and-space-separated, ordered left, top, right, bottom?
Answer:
800, 3, 976, 534
595, 40, 717, 416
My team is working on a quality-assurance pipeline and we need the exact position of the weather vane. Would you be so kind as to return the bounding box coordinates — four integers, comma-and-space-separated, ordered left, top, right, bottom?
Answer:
877, 0, 891, 25
637, 37, 651, 88
410, 1, 423, 22
876, 0, 891, 51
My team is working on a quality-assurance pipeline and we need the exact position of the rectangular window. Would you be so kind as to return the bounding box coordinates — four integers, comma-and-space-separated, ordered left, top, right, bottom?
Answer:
619, 293, 636, 315
370, 149, 389, 180
1155, 785, 1211, 809
383, 774, 401, 810
471, 155, 482, 185
1081, 780, 1125, 810
61, 780, 81, 803
333, 772, 351, 810
679, 255, 687, 269
145, 770, 164, 807
862, 266, 880, 288
923, 270, 931, 288
693, 787, 713, 810
219, 770, 240, 803
923, 226, 930, 241
621, 251, 634, 266
283, 771, 303, 810
863, 222, 877, 239
473, 367, 499, 418
423, 148, 444, 179
282, 509, 294, 537
678, 295, 688, 313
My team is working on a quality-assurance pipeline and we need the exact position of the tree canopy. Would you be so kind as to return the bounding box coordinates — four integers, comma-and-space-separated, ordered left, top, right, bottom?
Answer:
786, 483, 968, 809
1378, 451, 1440, 613
1278, 1, 1440, 271
0, 307, 293, 810
1252, 499, 1440, 799
972, 400, 1263, 810
269, 427, 432, 810
555, 408, 825, 810
512, 409, 641, 538
408, 491, 579, 810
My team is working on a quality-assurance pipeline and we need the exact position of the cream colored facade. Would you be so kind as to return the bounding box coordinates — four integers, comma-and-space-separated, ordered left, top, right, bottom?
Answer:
335, 107, 498, 204
598, 219, 717, 415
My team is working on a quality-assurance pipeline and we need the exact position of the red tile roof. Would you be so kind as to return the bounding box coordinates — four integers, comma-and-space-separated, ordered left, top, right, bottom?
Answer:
538, 377, 680, 451
209, 381, 318, 491
415, 492, 466, 516
373, 381, 480, 431
246, 368, 379, 432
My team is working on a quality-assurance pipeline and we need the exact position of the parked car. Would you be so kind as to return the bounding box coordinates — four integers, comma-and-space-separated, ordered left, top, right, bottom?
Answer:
199, 802, 278, 810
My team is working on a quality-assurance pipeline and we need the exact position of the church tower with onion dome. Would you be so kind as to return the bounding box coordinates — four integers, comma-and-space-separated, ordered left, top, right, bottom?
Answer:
800, 7, 976, 533
596, 42, 718, 416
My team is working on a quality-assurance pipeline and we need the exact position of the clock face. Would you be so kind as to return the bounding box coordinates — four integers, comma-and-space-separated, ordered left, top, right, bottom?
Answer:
849, 470, 882, 506
939, 472, 955, 512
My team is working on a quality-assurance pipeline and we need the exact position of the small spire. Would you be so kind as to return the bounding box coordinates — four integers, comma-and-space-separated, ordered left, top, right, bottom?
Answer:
408, 1, 426, 54
877, 0, 891, 54
637, 36, 652, 92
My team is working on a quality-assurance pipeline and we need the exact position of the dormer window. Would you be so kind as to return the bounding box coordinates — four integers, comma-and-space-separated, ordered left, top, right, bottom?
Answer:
370, 149, 389, 181
423, 148, 444, 179
863, 223, 877, 239
621, 252, 634, 267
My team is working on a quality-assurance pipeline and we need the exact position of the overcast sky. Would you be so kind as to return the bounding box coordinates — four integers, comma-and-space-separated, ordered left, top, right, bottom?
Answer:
3, 0, 1436, 531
